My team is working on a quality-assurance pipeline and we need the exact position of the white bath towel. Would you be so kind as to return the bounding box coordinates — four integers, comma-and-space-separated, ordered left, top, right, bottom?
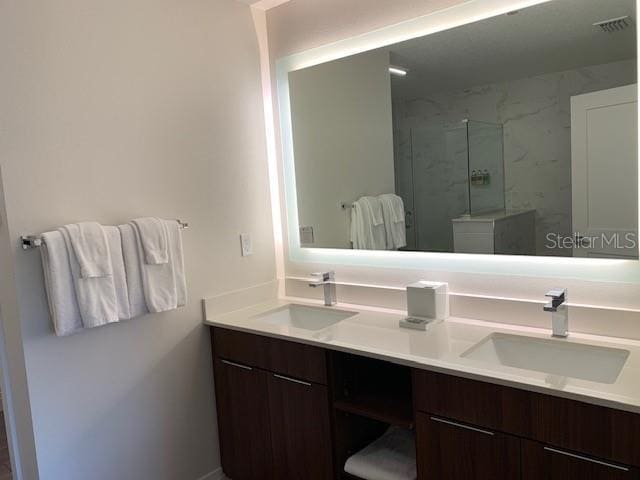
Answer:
344, 427, 417, 480
40, 231, 84, 336
118, 224, 149, 319
63, 222, 112, 278
60, 227, 119, 329
131, 219, 178, 313
360, 196, 384, 226
379, 194, 407, 250
350, 197, 387, 250
103, 226, 131, 320
132, 217, 169, 265
164, 219, 187, 307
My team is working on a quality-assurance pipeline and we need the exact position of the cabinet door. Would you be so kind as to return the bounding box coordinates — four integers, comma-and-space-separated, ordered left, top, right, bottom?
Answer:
267, 373, 333, 480
522, 439, 639, 480
416, 413, 520, 480
213, 358, 273, 480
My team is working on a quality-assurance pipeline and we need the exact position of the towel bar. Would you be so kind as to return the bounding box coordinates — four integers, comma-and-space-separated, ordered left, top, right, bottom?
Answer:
20, 219, 189, 250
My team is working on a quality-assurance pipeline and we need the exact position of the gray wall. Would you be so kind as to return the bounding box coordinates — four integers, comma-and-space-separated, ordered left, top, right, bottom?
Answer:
393, 59, 636, 256
0, 1, 275, 479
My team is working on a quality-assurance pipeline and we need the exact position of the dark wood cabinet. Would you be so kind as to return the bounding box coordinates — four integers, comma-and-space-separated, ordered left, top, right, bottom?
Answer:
416, 412, 520, 480
211, 327, 332, 480
211, 326, 640, 480
522, 440, 639, 480
212, 358, 273, 480
267, 373, 333, 480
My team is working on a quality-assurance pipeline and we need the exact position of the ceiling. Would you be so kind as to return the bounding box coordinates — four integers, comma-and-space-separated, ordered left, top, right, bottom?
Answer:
386, 0, 637, 99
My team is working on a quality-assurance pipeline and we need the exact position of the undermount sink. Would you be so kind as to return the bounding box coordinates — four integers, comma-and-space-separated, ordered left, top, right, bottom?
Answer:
462, 332, 630, 384
254, 304, 357, 331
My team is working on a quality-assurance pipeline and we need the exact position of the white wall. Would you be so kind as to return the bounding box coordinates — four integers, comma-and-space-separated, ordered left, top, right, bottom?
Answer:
0, 1, 276, 479
289, 50, 395, 248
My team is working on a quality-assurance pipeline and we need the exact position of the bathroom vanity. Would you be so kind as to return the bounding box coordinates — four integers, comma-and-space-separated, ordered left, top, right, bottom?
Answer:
452, 210, 536, 255
206, 301, 640, 480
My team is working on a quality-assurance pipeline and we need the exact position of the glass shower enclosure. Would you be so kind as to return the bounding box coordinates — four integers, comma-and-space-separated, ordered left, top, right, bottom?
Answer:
394, 119, 505, 252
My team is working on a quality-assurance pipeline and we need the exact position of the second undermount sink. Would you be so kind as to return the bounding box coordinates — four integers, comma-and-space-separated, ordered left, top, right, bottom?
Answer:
462, 332, 630, 384
254, 304, 357, 331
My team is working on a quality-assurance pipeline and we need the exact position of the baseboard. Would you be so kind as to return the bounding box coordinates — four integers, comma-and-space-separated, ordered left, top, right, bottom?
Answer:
196, 467, 224, 480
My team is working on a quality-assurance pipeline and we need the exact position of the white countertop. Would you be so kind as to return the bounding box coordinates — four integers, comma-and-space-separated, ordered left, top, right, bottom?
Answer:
452, 209, 536, 222
204, 297, 640, 415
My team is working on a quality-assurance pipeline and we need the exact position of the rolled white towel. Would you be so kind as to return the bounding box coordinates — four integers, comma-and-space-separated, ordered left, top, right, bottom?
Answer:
40, 231, 83, 336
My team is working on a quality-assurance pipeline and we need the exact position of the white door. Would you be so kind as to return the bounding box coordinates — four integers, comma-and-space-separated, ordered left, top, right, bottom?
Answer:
571, 84, 638, 259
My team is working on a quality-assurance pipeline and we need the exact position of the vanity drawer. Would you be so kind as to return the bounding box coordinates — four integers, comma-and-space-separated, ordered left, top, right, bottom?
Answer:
413, 369, 640, 467
211, 327, 328, 384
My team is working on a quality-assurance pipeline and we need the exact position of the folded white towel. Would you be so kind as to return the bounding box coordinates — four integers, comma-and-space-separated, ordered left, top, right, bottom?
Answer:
103, 226, 131, 320
344, 427, 417, 480
164, 219, 187, 307
60, 226, 119, 329
40, 231, 84, 336
132, 217, 169, 265
131, 220, 177, 313
350, 197, 387, 250
379, 194, 407, 250
118, 224, 149, 319
63, 222, 112, 278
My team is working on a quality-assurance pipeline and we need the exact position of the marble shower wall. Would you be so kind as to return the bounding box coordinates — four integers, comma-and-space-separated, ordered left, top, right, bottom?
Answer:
393, 59, 636, 256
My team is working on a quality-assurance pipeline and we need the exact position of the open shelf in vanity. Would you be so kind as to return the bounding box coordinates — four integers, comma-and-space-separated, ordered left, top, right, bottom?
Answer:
329, 352, 416, 479
330, 351, 414, 428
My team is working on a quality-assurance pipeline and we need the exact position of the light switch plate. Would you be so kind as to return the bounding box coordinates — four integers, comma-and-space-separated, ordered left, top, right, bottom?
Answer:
299, 226, 314, 245
240, 233, 253, 256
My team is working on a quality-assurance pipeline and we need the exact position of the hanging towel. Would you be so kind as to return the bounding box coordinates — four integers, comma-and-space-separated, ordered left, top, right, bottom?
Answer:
40, 231, 84, 336
63, 222, 112, 278
350, 201, 367, 249
350, 197, 387, 250
103, 226, 132, 320
164, 219, 187, 307
60, 226, 119, 329
131, 219, 178, 313
131, 217, 169, 265
344, 427, 417, 480
379, 194, 407, 250
118, 224, 149, 319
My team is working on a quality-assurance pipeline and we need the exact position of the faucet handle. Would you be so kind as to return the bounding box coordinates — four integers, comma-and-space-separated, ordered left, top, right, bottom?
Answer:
311, 271, 334, 282
545, 288, 566, 300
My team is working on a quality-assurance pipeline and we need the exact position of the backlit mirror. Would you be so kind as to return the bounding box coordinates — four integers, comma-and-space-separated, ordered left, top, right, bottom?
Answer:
288, 0, 638, 259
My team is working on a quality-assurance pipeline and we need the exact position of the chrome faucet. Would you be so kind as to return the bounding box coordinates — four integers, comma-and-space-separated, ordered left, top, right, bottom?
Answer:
309, 271, 337, 306
544, 288, 568, 338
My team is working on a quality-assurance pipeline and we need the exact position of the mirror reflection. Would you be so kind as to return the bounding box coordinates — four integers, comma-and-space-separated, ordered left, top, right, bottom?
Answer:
288, 0, 638, 259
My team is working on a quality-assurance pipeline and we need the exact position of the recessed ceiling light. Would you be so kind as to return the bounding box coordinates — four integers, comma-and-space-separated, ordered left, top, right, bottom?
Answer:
389, 66, 408, 77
